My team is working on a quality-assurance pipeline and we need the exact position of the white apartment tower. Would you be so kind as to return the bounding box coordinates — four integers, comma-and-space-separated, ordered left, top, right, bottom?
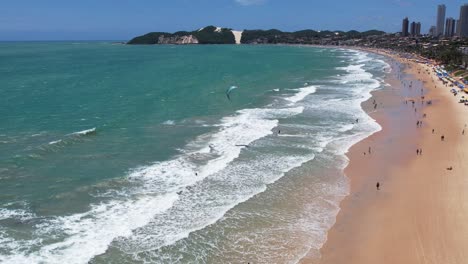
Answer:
459, 4, 468, 37
436, 4, 446, 36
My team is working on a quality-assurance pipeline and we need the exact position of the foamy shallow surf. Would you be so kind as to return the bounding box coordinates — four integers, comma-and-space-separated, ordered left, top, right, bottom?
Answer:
70, 127, 96, 136
0, 105, 306, 264
293, 50, 386, 262
1, 194, 178, 264
286, 85, 317, 103
162, 120, 176, 125
48, 139, 62, 145
0, 47, 390, 264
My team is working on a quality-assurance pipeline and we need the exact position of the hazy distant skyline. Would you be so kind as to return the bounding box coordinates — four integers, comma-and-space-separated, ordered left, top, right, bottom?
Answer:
1, 0, 467, 40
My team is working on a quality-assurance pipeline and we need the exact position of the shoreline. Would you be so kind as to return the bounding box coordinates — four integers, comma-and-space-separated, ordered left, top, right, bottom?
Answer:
301, 48, 468, 263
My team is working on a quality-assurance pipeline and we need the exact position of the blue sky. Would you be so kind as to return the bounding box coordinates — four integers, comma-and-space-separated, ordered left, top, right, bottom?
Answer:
1, 0, 467, 40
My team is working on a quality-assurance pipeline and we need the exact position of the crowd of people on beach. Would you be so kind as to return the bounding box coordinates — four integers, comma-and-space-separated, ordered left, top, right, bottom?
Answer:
369, 54, 467, 191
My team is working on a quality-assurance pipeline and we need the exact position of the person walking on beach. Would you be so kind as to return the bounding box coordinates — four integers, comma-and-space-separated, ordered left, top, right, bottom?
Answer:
441, 135, 445, 141
368, 147, 371, 154
416, 149, 419, 155
463, 129, 465, 136
419, 148, 422, 155
417, 121, 419, 127
376, 182, 380, 190
432, 129, 435, 134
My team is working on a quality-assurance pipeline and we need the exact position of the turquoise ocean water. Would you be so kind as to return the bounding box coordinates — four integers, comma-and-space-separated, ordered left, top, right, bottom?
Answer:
0, 43, 388, 263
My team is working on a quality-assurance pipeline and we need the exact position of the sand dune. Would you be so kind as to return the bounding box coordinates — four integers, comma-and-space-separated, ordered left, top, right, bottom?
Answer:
232, 30, 243, 44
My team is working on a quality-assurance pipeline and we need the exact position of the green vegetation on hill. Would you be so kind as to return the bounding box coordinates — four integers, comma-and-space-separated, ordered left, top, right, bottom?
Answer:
127, 32, 169, 45
361, 30, 386, 36
240, 29, 286, 44
127, 26, 235, 45
240, 29, 386, 44
193, 26, 235, 44
127, 26, 385, 45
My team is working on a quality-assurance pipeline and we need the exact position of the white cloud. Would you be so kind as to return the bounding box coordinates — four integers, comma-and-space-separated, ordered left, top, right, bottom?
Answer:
235, 0, 267, 6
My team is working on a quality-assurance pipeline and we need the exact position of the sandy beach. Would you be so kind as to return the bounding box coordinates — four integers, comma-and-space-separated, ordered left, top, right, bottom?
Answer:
301, 49, 468, 264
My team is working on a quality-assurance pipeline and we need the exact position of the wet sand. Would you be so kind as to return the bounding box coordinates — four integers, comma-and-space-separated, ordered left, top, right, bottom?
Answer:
301, 50, 468, 263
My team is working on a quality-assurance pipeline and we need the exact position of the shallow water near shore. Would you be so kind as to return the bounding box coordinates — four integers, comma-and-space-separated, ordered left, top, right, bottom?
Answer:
0, 43, 388, 263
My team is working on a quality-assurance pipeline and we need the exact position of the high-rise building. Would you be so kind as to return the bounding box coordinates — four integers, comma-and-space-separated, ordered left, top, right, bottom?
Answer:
445, 17, 456, 37
436, 4, 446, 36
402, 17, 409, 37
416, 22, 421, 36
429, 26, 437, 37
410, 21, 416, 36
459, 4, 468, 37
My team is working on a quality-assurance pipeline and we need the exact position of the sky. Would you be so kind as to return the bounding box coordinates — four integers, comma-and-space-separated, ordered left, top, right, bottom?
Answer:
1, 0, 467, 41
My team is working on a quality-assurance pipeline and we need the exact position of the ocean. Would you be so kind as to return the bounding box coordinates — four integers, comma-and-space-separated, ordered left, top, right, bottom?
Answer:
0, 43, 388, 263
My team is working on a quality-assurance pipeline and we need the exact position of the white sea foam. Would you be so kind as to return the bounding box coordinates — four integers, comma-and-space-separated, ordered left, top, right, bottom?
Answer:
70, 128, 96, 136
355, 52, 372, 63
123, 152, 317, 260
128, 106, 304, 190
48, 140, 62, 145
337, 124, 355, 132
277, 134, 309, 138
285, 85, 317, 103
0, 194, 178, 264
162, 120, 176, 125
0, 208, 35, 221
329, 51, 386, 157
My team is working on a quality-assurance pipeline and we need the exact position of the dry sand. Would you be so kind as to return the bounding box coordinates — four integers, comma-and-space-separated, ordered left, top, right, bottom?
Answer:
300, 49, 468, 264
